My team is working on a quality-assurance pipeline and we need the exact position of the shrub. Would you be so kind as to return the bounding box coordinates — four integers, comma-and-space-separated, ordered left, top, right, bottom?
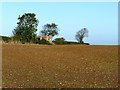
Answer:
54, 37, 67, 45
37, 39, 51, 45
1, 36, 11, 43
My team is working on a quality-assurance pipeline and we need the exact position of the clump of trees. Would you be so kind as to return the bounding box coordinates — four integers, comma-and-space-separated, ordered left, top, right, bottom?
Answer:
12, 13, 59, 45
3, 13, 89, 45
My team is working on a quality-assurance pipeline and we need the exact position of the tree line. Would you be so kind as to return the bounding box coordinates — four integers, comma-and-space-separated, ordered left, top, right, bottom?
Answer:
2, 13, 89, 45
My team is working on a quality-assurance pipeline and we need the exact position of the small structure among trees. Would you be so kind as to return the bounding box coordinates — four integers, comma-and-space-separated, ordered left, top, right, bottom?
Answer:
37, 36, 53, 45
2, 12, 89, 45
39, 36, 52, 41
40, 23, 59, 38
39, 23, 59, 44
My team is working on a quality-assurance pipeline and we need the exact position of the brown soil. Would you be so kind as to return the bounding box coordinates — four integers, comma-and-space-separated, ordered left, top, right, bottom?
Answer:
2, 44, 118, 88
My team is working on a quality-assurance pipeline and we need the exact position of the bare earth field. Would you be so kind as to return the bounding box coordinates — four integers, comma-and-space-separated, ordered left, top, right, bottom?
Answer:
2, 44, 118, 88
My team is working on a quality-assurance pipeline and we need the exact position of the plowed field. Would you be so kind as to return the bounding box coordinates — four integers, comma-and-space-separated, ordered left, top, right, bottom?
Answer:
2, 44, 118, 88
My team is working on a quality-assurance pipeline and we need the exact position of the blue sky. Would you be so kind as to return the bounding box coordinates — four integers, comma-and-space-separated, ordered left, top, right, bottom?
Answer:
0, 2, 118, 45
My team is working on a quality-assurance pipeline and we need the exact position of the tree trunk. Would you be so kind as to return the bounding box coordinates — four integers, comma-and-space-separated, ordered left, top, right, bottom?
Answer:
80, 38, 83, 44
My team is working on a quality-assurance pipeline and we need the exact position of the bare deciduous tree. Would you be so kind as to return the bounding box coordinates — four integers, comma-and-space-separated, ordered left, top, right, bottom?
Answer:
75, 28, 88, 43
